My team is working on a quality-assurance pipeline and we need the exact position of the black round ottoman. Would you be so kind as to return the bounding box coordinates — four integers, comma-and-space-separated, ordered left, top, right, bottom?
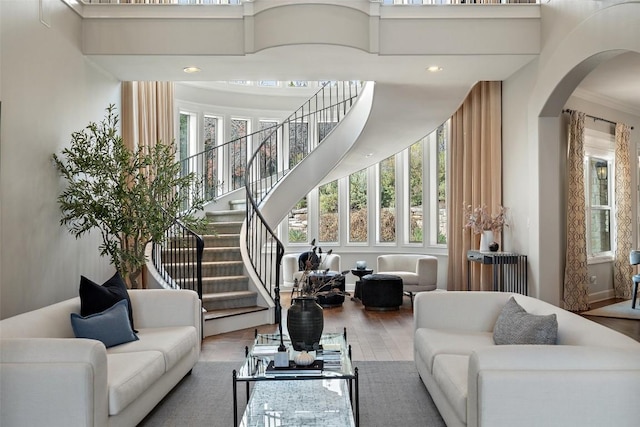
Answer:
361, 273, 403, 311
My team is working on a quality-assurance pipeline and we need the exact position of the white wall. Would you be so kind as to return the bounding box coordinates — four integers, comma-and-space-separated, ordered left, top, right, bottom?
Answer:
0, 0, 120, 319
503, 0, 640, 306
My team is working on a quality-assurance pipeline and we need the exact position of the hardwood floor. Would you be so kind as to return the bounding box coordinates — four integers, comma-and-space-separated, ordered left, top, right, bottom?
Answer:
200, 295, 640, 362
579, 298, 640, 342
200, 293, 415, 362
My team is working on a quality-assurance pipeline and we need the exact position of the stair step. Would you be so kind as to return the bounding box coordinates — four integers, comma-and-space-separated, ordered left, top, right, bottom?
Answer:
203, 234, 240, 247
205, 221, 243, 235
203, 305, 268, 321
163, 261, 244, 278
202, 290, 258, 311
202, 247, 242, 262
206, 210, 246, 223
202, 275, 250, 293
202, 261, 244, 277
229, 199, 247, 211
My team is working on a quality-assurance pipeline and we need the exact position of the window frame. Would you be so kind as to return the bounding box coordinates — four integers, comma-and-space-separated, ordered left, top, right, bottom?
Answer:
584, 128, 615, 264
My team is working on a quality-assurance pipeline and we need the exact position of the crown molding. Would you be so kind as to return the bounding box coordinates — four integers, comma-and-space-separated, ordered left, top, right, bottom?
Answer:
572, 87, 640, 118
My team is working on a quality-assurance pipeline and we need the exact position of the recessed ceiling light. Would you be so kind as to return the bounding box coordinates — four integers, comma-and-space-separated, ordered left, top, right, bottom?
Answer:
183, 67, 201, 74
426, 66, 443, 73
365, 153, 374, 158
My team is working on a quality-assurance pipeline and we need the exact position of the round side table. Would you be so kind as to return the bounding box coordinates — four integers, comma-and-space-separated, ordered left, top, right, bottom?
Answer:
350, 268, 373, 301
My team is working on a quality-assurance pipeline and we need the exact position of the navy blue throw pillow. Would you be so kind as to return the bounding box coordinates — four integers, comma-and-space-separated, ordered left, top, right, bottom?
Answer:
79, 272, 135, 331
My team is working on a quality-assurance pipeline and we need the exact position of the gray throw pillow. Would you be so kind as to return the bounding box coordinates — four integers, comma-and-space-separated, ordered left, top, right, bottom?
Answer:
493, 297, 558, 345
71, 299, 139, 348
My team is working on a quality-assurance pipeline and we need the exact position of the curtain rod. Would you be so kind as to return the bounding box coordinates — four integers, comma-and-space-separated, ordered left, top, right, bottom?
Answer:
562, 109, 634, 130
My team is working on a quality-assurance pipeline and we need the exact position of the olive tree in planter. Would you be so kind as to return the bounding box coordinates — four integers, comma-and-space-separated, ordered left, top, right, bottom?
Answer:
53, 104, 206, 289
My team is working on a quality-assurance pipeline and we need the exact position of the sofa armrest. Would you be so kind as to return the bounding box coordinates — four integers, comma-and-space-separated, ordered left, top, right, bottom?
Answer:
1, 338, 108, 426
129, 289, 201, 333
467, 346, 640, 427
416, 256, 437, 287
413, 291, 512, 333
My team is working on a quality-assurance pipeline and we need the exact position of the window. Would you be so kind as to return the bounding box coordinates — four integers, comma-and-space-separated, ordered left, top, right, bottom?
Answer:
584, 130, 615, 260
289, 196, 308, 243
379, 155, 397, 243
318, 121, 337, 141
230, 118, 249, 190
204, 115, 219, 199
319, 180, 339, 243
349, 169, 368, 243
289, 121, 308, 168
179, 111, 197, 175
408, 141, 423, 243
436, 122, 448, 244
258, 120, 278, 179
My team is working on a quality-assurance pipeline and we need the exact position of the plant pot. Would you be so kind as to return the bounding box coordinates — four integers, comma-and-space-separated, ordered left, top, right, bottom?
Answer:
287, 296, 324, 351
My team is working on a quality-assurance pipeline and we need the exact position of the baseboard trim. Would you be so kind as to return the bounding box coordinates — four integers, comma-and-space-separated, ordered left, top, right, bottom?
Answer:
589, 289, 615, 303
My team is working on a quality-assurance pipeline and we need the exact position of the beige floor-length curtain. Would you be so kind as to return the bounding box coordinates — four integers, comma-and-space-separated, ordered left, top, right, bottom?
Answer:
121, 81, 174, 288
613, 122, 633, 299
121, 81, 174, 153
563, 111, 590, 311
447, 81, 502, 291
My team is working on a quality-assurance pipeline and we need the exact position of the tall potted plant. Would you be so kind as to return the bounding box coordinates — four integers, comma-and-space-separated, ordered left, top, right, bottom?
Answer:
53, 104, 205, 288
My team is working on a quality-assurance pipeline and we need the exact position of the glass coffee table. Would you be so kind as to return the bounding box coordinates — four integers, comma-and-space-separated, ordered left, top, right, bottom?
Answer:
233, 329, 359, 426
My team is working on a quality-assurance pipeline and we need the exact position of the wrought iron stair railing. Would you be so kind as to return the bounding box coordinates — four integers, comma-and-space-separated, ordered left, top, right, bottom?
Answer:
151, 210, 204, 298
244, 81, 362, 322
151, 81, 361, 319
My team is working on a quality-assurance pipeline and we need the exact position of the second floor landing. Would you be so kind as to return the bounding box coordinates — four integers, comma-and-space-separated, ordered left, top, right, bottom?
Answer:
64, 0, 541, 83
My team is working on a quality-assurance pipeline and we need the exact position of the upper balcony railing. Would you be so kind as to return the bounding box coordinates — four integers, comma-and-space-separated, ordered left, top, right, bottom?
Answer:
81, 1, 541, 5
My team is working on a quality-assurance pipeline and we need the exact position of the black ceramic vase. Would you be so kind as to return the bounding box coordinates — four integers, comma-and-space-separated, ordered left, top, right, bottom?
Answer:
287, 296, 324, 351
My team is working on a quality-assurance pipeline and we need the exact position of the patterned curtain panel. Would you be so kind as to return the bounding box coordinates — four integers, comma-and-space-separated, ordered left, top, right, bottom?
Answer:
613, 122, 633, 299
563, 111, 590, 311
447, 81, 502, 291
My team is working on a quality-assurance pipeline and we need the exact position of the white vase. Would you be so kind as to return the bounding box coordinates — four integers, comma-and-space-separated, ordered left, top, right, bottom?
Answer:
479, 230, 493, 252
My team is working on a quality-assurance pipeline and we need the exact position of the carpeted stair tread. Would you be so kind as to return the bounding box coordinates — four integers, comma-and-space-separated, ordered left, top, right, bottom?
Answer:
202, 291, 258, 311
202, 290, 256, 301
203, 305, 267, 321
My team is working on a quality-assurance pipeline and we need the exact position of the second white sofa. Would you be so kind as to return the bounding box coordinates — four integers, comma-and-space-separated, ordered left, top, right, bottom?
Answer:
414, 291, 640, 427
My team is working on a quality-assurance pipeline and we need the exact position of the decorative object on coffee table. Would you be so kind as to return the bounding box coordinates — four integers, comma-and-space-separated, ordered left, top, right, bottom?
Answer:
294, 350, 316, 366
287, 296, 324, 351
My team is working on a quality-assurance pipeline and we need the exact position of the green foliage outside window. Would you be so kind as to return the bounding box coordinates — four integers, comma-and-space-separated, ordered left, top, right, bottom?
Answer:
380, 156, 396, 242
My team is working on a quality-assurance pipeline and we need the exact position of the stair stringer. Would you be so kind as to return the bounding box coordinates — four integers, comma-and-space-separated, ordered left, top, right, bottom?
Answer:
258, 80, 376, 227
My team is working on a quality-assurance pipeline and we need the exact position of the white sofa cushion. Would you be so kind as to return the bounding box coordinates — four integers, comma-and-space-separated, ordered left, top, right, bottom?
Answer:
433, 354, 469, 424
107, 326, 197, 372
414, 327, 494, 374
107, 351, 165, 415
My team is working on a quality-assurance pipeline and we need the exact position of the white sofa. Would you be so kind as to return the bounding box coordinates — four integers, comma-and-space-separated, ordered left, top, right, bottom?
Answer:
414, 291, 640, 427
377, 254, 437, 303
0, 289, 201, 427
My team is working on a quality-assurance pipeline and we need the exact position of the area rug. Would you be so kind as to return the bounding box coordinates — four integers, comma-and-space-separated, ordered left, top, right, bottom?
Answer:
138, 360, 445, 426
582, 300, 640, 320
